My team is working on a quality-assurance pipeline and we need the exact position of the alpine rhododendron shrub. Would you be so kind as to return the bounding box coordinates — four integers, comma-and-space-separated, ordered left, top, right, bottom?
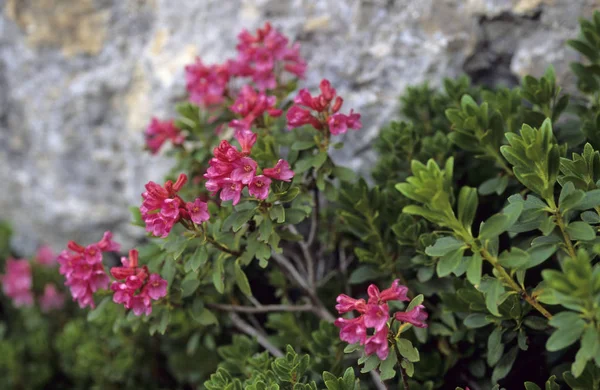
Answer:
2, 14, 600, 390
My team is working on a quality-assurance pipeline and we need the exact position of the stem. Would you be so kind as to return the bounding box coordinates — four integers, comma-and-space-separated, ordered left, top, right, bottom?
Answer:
393, 343, 410, 390
228, 312, 283, 357
207, 303, 313, 313
205, 236, 242, 257
480, 246, 553, 319
454, 225, 553, 320
546, 198, 577, 258
288, 225, 315, 287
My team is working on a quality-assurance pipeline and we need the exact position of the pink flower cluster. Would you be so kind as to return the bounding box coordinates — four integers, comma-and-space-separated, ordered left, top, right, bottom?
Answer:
229, 85, 282, 132
184, 23, 306, 108
334, 280, 428, 360
231, 22, 306, 90
145, 118, 185, 154
1, 258, 33, 307
204, 130, 294, 205
110, 249, 168, 316
287, 79, 362, 135
185, 59, 231, 107
57, 232, 119, 309
40, 284, 65, 313
36, 245, 57, 266
140, 174, 211, 238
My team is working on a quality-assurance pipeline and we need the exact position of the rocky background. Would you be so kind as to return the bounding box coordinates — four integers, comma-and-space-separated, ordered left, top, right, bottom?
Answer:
0, 0, 597, 253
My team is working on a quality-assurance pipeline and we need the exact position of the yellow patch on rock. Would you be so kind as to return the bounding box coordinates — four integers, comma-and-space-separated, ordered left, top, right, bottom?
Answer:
4, 0, 109, 56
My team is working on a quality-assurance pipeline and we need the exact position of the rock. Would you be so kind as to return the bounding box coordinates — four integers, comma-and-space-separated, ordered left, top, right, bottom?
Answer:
0, 0, 593, 254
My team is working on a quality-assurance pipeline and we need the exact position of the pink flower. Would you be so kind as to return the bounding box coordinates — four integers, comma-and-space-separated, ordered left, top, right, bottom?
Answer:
364, 326, 389, 360
287, 79, 361, 136
367, 279, 409, 304
0, 259, 33, 307
129, 293, 152, 316
36, 245, 56, 266
248, 175, 271, 200
327, 113, 348, 135
229, 86, 281, 132
235, 128, 257, 155
347, 109, 362, 129
144, 274, 168, 300
39, 284, 65, 312
231, 157, 258, 184
58, 233, 117, 309
335, 294, 367, 314
145, 118, 185, 154
334, 317, 367, 345
140, 174, 187, 238
363, 303, 389, 331
379, 279, 409, 302
110, 249, 167, 317
231, 22, 306, 90
97, 231, 121, 252
220, 181, 243, 205
286, 105, 322, 130
186, 198, 210, 224
263, 159, 294, 182
394, 305, 428, 328
334, 280, 419, 358
185, 58, 230, 106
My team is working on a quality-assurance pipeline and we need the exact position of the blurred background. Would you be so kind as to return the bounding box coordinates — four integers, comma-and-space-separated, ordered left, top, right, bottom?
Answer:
0, 0, 595, 254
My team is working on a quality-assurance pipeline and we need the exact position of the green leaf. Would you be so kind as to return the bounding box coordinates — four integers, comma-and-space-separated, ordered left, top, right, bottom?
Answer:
458, 186, 478, 228
491, 346, 518, 383
187, 246, 208, 272
234, 263, 252, 297
232, 209, 255, 232
481, 278, 505, 317
194, 308, 218, 326
157, 310, 171, 334
566, 221, 596, 241
87, 297, 110, 322
436, 248, 465, 277
291, 140, 316, 150
546, 319, 585, 351
258, 216, 273, 242
348, 266, 381, 284
487, 327, 504, 366
425, 236, 464, 257
181, 279, 200, 297
312, 151, 329, 169
359, 355, 380, 373
212, 258, 225, 294
285, 208, 308, 224
464, 314, 494, 328
270, 204, 285, 223
498, 247, 530, 269
407, 294, 424, 311
397, 339, 420, 362
479, 215, 510, 240
525, 244, 558, 268
279, 187, 301, 204
467, 252, 482, 285
524, 382, 541, 390
378, 350, 397, 380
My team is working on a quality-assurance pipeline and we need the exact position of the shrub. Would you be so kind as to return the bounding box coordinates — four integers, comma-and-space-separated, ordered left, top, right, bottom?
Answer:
1, 14, 600, 390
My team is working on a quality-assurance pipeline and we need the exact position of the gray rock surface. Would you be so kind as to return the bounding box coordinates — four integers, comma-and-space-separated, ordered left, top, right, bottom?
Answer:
0, 0, 597, 253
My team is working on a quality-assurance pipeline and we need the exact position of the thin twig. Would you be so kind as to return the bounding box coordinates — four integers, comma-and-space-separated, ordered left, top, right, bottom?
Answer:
289, 252, 308, 276
271, 251, 335, 322
369, 370, 388, 390
208, 302, 314, 313
271, 251, 310, 290
228, 312, 284, 357
307, 186, 319, 246
288, 225, 315, 286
